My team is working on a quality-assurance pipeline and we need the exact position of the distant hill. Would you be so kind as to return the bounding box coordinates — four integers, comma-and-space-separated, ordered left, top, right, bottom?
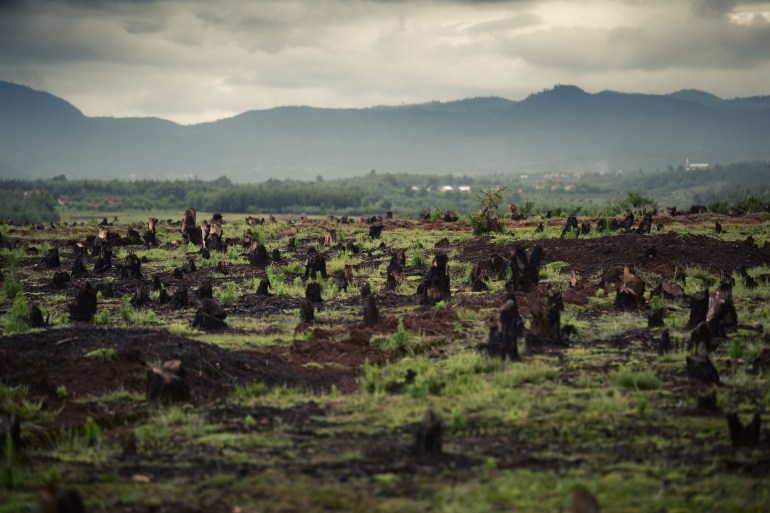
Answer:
1, 81, 769, 181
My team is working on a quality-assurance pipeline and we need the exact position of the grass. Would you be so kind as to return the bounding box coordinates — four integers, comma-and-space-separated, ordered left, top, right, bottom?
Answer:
2, 209, 770, 512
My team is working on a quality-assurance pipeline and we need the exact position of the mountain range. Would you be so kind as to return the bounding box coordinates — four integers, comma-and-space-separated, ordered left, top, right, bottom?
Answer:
1, 81, 769, 181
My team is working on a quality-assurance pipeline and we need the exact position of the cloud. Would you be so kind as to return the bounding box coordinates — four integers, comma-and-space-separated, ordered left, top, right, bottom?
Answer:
0, 0, 768, 123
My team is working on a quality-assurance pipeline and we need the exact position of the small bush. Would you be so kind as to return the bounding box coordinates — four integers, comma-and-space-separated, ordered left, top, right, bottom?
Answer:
381, 320, 415, 355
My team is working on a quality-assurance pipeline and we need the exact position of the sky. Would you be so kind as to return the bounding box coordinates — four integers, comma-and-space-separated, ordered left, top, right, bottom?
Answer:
1, 0, 769, 124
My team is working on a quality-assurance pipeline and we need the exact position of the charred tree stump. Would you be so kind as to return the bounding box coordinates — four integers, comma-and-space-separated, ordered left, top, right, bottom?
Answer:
469, 262, 489, 292
143, 217, 158, 246
417, 253, 451, 305
487, 297, 523, 360
727, 413, 761, 447
527, 291, 564, 345
659, 277, 684, 300
534, 222, 544, 233
52, 271, 70, 289
688, 289, 709, 327
363, 294, 380, 327
182, 208, 201, 245
27, 303, 48, 328
122, 253, 142, 279
0, 414, 21, 452
360, 282, 372, 297
68, 282, 98, 322
506, 246, 543, 292
689, 321, 711, 351
413, 410, 443, 455
657, 329, 672, 355
130, 285, 150, 308
706, 283, 737, 336
248, 243, 270, 267
305, 282, 323, 304
686, 343, 720, 385
170, 286, 189, 309
696, 389, 718, 411
71, 255, 88, 277
44, 247, 60, 268
560, 215, 579, 238
636, 213, 653, 234
323, 228, 337, 246
152, 275, 163, 291
37, 487, 88, 513
619, 211, 634, 231
192, 299, 227, 330
146, 359, 190, 404
216, 260, 229, 274
614, 266, 645, 309
647, 309, 664, 327
714, 221, 723, 234
443, 211, 458, 222
597, 217, 607, 232
304, 252, 328, 280
256, 277, 272, 296
196, 279, 213, 300
158, 288, 170, 304
271, 249, 281, 263
95, 282, 115, 298
299, 298, 315, 323
369, 223, 384, 238
93, 246, 112, 274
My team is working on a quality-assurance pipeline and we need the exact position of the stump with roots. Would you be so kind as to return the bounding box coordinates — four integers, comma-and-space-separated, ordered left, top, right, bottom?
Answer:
304, 252, 328, 280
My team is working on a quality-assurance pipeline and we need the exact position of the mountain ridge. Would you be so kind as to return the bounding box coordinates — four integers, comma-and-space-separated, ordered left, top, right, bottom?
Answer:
1, 81, 769, 181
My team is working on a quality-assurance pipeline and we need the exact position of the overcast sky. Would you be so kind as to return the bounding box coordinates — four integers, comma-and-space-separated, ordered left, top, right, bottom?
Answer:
1, 0, 769, 124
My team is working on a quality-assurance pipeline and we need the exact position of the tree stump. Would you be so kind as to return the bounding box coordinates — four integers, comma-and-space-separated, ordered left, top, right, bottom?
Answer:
246, 242, 269, 267
256, 277, 272, 296
647, 309, 664, 328
93, 246, 112, 274
299, 298, 315, 323
305, 282, 323, 304
689, 321, 711, 351
69, 282, 98, 322
122, 253, 142, 279
71, 255, 88, 277
130, 285, 150, 308
560, 215, 579, 238
304, 252, 328, 280
413, 410, 443, 455
197, 279, 213, 300
368, 223, 384, 238
171, 286, 189, 309
688, 289, 709, 327
44, 247, 60, 268
191, 299, 227, 330
706, 283, 737, 335
487, 297, 523, 360
727, 413, 761, 447
386, 270, 398, 291
143, 217, 158, 246
686, 343, 720, 385
597, 217, 607, 231
506, 246, 543, 292
52, 271, 70, 289
443, 211, 458, 222
636, 213, 653, 234
614, 266, 645, 309
417, 253, 451, 305
360, 283, 372, 297
469, 262, 489, 292
146, 359, 190, 404
363, 294, 380, 328
527, 291, 563, 345
657, 329, 672, 355
619, 211, 634, 231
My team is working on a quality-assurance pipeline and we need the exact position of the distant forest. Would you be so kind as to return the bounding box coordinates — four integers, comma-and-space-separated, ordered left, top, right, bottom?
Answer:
2, 161, 770, 224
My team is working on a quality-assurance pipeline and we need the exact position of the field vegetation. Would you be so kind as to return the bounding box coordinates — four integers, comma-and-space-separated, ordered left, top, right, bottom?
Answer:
0, 178, 769, 512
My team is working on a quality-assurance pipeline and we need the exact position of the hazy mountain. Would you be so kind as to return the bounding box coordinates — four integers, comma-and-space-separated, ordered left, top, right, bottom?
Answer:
1, 81, 769, 181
